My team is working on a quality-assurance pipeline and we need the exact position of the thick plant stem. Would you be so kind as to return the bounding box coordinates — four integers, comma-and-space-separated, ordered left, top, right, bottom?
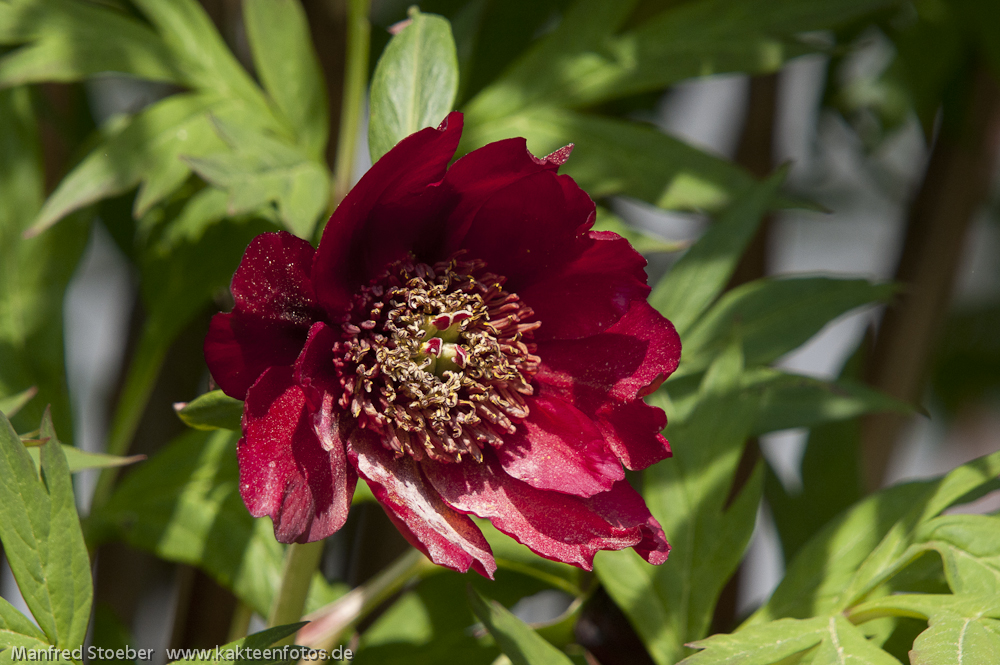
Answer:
862, 66, 1000, 491
296, 548, 432, 653
330, 0, 371, 216
269, 540, 326, 633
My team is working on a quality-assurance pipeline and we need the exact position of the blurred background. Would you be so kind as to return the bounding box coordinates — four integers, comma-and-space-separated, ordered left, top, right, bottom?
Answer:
2, 1, 999, 663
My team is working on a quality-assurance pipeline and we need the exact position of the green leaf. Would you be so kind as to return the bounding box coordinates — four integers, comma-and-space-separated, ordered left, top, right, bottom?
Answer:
369, 9, 458, 162
0, 410, 91, 649
0, 86, 88, 439
90, 429, 342, 617
911, 613, 1000, 665
750, 479, 937, 624
184, 119, 329, 239
27, 93, 229, 235
0, 386, 36, 418
459, 105, 786, 214
748, 368, 912, 436
0, 595, 47, 646
648, 173, 783, 335
0, 0, 183, 86
464, 0, 896, 119
130, 0, 279, 131
26, 445, 144, 474
592, 208, 685, 254
680, 615, 898, 665
169, 623, 306, 665
175, 390, 243, 432
243, 0, 329, 160
598, 342, 762, 664
912, 514, 1000, 596
679, 277, 897, 374
466, 587, 574, 665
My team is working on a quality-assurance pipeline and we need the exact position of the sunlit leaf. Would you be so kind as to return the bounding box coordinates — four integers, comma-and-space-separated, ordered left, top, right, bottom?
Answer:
467, 588, 574, 665
175, 390, 243, 432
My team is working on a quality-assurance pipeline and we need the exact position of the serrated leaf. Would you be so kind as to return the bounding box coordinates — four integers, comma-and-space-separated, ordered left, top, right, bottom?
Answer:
0, 410, 91, 649
679, 277, 897, 375
467, 588, 574, 665
648, 173, 783, 335
169, 623, 306, 665
598, 342, 762, 664
911, 614, 1000, 665
459, 105, 789, 215
369, 9, 458, 162
243, 0, 328, 159
0, 0, 183, 87
175, 390, 243, 432
89, 429, 342, 617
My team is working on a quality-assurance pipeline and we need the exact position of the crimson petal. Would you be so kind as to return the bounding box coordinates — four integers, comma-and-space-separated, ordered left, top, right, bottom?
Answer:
536, 300, 680, 470
496, 391, 623, 498
448, 168, 596, 294
424, 452, 664, 569
348, 428, 496, 578
239, 366, 356, 544
312, 113, 463, 316
522, 231, 650, 341
205, 231, 321, 399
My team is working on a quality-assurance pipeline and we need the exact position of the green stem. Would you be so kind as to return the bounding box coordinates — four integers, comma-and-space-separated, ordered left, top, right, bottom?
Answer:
88, 325, 168, 515
329, 0, 371, 218
269, 540, 326, 633
296, 548, 432, 652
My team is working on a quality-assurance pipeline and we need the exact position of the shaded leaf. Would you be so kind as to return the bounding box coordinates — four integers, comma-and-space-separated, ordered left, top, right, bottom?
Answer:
648, 173, 783, 335
26, 445, 144, 474
467, 588, 574, 665
175, 390, 243, 432
0, 0, 183, 86
90, 429, 342, 617
369, 9, 458, 162
0, 386, 36, 418
592, 207, 685, 254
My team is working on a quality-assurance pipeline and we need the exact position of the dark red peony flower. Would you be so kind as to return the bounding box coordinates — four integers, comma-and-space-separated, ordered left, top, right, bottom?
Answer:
204, 112, 681, 577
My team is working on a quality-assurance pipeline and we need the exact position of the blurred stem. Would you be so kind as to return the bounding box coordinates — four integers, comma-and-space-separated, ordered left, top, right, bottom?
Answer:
88, 325, 168, 517
269, 540, 326, 635
329, 0, 371, 217
228, 601, 254, 642
862, 65, 1000, 491
296, 548, 432, 654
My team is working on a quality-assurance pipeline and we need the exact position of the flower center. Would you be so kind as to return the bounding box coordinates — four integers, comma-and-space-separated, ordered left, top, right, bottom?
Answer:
335, 256, 539, 463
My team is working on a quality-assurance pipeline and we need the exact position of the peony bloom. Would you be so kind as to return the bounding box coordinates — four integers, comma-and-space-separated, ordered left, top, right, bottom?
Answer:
204, 112, 680, 577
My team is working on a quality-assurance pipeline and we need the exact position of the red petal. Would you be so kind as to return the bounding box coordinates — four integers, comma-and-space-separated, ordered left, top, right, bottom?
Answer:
587, 479, 670, 565
496, 392, 623, 498
205, 232, 321, 399
522, 231, 650, 341
536, 300, 681, 470
447, 168, 596, 294
312, 112, 463, 315
348, 427, 496, 578
293, 321, 342, 398
239, 367, 356, 543
424, 452, 665, 569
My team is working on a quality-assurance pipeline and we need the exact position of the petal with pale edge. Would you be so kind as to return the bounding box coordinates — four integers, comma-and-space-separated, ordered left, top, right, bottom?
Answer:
239, 367, 356, 543
312, 113, 463, 315
536, 300, 680, 470
496, 391, 623, 498
348, 428, 496, 578
205, 231, 320, 399
424, 452, 668, 569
